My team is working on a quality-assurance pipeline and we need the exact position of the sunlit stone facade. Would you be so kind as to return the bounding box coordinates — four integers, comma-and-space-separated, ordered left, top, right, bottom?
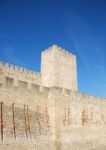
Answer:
0, 45, 106, 150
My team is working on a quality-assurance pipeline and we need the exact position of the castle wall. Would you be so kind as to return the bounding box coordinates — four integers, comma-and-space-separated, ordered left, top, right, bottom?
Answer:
0, 88, 106, 150
0, 102, 55, 150
0, 44, 106, 150
53, 88, 106, 150
0, 62, 42, 90
0, 138, 106, 150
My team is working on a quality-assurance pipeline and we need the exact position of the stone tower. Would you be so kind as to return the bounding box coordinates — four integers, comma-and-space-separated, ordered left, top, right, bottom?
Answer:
41, 45, 77, 91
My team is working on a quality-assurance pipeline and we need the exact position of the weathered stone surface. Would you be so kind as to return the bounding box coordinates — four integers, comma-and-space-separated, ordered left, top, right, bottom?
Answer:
41, 45, 77, 90
0, 45, 106, 150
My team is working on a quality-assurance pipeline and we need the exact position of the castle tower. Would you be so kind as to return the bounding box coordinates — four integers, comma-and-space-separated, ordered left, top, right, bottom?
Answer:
41, 45, 78, 91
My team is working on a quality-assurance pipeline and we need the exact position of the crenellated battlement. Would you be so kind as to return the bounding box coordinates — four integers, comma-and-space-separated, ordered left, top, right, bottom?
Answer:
42, 44, 74, 58
52, 87, 106, 105
0, 61, 42, 87
0, 61, 41, 77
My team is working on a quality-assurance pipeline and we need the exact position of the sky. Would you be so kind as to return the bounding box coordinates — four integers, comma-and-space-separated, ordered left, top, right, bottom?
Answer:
0, 0, 106, 98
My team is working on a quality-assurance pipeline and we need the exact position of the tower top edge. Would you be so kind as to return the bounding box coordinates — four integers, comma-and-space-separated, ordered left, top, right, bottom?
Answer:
42, 44, 76, 57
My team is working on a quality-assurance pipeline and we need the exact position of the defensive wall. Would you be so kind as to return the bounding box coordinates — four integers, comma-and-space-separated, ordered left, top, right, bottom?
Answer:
0, 45, 106, 150
0, 87, 106, 150
0, 62, 41, 88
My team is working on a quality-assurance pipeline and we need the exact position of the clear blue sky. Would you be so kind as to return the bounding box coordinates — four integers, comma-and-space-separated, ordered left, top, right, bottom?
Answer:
0, 0, 106, 98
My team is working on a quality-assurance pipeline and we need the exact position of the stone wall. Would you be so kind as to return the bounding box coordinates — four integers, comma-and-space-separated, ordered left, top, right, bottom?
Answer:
0, 138, 106, 150
53, 88, 106, 150
0, 62, 41, 89
0, 102, 55, 150
0, 74, 49, 107
0, 102, 52, 142
0, 44, 106, 150
0, 89, 106, 150
0, 87, 106, 149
